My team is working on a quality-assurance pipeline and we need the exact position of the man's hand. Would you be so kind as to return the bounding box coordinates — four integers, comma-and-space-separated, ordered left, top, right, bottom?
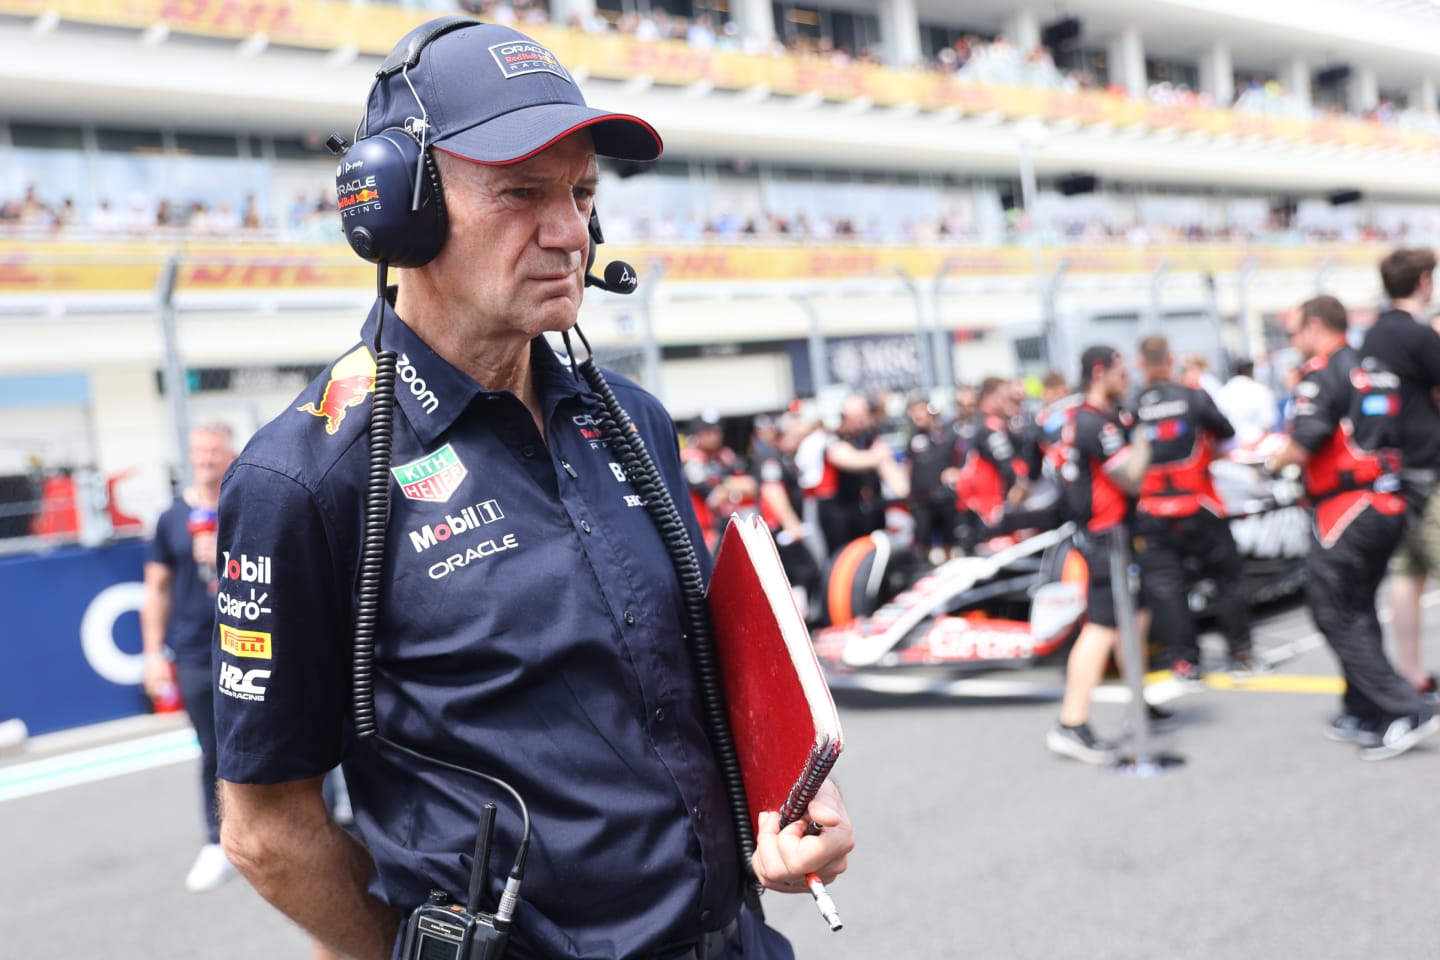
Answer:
142, 656, 173, 700
751, 779, 854, 890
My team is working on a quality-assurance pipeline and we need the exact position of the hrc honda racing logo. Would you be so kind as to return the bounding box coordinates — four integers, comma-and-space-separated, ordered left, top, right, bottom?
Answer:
218, 662, 270, 702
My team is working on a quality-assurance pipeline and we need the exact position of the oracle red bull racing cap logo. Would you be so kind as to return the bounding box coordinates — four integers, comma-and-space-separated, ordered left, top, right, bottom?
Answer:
488, 41, 570, 82
297, 346, 376, 435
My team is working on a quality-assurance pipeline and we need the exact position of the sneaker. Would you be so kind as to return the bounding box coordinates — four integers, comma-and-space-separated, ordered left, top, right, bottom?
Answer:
0, 718, 28, 753
1324, 714, 1382, 747
1046, 722, 1116, 765
184, 843, 239, 893
1360, 713, 1440, 761
1228, 651, 1273, 676
1171, 660, 1204, 685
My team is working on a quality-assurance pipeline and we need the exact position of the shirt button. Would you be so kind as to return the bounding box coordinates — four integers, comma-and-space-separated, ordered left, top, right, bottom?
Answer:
694, 806, 704, 822
654, 707, 666, 723
581, 520, 592, 534
624, 611, 635, 626
701, 909, 713, 925
521, 445, 537, 458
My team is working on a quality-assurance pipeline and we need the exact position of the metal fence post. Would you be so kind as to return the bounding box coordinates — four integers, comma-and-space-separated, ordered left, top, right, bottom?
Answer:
1109, 524, 1184, 775
157, 254, 191, 492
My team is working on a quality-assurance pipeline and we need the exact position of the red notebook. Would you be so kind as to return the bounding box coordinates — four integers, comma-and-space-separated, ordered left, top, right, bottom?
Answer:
708, 515, 843, 833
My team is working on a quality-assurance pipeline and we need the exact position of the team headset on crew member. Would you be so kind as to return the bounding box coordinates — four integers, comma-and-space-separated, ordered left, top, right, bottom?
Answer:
322, 17, 758, 960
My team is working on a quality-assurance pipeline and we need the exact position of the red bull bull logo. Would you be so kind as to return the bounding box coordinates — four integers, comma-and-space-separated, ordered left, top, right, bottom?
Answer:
337, 188, 380, 211
297, 346, 376, 435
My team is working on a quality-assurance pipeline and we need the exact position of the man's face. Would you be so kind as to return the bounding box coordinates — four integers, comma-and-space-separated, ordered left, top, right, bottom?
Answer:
907, 402, 932, 430
428, 133, 598, 338
190, 429, 236, 486
1289, 315, 1315, 359
1102, 358, 1129, 401
955, 388, 977, 418
696, 425, 724, 452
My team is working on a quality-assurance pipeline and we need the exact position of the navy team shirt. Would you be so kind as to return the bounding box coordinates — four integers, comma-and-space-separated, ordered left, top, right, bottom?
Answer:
149, 498, 219, 666
214, 300, 741, 959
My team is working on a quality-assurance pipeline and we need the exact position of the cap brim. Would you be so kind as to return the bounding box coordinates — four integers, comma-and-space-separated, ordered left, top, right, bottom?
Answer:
434, 103, 662, 166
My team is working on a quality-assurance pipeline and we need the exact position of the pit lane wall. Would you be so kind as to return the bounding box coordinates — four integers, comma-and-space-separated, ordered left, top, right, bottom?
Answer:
0, 539, 150, 735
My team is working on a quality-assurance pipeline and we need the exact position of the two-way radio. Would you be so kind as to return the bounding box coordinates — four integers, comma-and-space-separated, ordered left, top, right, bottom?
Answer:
399, 804, 512, 960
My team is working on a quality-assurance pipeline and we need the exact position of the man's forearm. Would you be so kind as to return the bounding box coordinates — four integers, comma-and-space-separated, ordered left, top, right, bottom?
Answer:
222, 783, 402, 960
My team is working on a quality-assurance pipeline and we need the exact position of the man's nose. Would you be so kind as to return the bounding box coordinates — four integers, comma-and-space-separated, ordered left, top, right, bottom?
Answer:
538, 197, 589, 255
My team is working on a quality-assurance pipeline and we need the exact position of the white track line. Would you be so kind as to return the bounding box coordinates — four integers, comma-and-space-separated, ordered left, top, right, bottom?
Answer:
0, 729, 199, 804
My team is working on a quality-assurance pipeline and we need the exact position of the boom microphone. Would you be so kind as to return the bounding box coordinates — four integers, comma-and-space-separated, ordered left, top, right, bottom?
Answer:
585, 260, 638, 295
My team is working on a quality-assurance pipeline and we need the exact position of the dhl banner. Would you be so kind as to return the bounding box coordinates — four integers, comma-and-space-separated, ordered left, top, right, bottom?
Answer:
0, 239, 1392, 295
0, 0, 1434, 155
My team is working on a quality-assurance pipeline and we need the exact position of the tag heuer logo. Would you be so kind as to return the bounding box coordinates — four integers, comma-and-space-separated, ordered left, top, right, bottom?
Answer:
391, 443, 468, 502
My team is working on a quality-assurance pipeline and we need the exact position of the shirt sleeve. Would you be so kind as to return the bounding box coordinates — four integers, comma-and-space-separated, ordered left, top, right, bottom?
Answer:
1075, 410, 1127, 466
147, 506, 177, 567
1194, 388, 1236, 441
1289, 369, 1336, 453
213, 462, 353, 785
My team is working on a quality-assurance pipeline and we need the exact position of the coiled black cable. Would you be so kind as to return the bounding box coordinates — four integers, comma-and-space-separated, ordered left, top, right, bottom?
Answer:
353, 264, 396, 739
568, 330, 761, 902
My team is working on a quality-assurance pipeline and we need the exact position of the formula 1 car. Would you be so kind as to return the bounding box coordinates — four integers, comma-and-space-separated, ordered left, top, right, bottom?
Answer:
811, 440, 1308, 687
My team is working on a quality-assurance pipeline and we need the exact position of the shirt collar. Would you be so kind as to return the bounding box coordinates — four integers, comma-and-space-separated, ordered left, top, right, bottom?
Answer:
359, 299, 587, 445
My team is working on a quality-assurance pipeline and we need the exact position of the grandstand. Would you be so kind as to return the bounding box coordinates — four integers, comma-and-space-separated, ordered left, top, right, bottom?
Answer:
0, 0, 1437, 532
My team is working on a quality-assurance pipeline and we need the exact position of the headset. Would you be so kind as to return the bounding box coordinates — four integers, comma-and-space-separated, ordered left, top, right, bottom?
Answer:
330, 16, 470, 267
331, 14, 623, 283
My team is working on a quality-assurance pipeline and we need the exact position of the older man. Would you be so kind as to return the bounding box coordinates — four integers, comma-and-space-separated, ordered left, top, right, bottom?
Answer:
214, 18, 851, 960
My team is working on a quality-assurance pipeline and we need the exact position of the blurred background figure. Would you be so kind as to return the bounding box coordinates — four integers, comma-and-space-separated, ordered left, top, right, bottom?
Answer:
139, 423, 238, 893
1180, 353, 1222, 398
750, 411, 822, 614
1132, 335, 1256, 681
903, 392, 960, 563
1216, 359, 1278, 446
1359, 248, 1440, 703
681, 409, 756, 553
797, 392, 908, 555
954, 376, 1031, 543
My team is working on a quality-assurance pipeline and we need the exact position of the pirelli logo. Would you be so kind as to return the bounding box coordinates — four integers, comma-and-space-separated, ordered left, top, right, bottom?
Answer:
219, 624, 272, 660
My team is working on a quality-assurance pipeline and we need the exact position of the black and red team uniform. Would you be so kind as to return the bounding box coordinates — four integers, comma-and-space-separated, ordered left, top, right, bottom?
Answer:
1132, 379, 1251, 673
1290, 345, 1423, 728
1058, 403, 1139, 628
681, 444, 753, 554
956, 414, 1030, 535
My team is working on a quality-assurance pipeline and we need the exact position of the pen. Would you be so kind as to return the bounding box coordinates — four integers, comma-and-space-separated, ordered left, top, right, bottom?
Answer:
807, 872, 843, 932
799, 819, 843, 931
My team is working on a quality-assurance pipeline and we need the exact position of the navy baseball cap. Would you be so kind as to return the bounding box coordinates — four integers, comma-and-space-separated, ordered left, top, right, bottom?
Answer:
364, 18, 662, 165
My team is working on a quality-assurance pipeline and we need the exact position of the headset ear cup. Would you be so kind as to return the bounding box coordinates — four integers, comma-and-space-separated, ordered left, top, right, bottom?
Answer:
335, 129, 445, 268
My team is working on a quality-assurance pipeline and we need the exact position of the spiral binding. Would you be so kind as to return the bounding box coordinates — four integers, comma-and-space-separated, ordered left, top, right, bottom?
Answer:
779, 738, 840, 830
